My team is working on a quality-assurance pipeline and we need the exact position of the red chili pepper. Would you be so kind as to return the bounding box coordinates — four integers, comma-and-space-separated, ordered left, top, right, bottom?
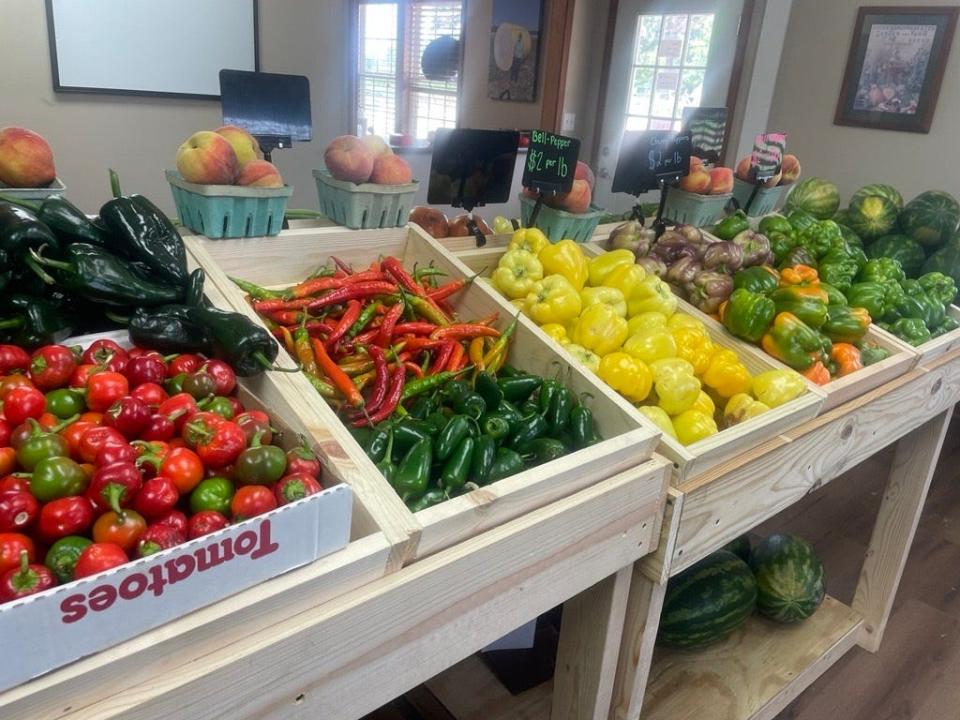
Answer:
95, 442, 137, 467
294, 325, 319, 376
391, 322, 436, 336
289, 276, 348, 298
184, 418, 247, 468
253, 297, 315, 314
382, 257, 426, 297
364, 346, 390, 413
306, 281, 398, 312
403, 361, 424, 378
103, 396, 152, 439
376, 301, 405, 347
428, 278, 467, 301
124, 353, 167, 387
273, 325, 296, 354
330, 256, 354, 275
352, 327, 382, 346
327, 300, 363, 348
82, 340, 128, 374
267, 310, 307, 326
137, 524, 185, 557
77, 425, 127, 464
312, 338, 364, 408
352, 365, 405, 427
0, 490, 39, 533
446, 343, 466, 372
168, 354, 203, 378
430, 324, 500, 341
429, 341, 456, 375
400, 337, 443, 353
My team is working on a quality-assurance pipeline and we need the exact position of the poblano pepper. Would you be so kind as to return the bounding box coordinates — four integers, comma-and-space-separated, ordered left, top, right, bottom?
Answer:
128, 305, 213, 354
0, 202, 58, 258
0, 194, 109, 247
1, 294, 72, 347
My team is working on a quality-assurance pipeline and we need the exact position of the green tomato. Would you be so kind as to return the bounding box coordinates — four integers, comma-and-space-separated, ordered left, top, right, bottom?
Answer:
16, 423, 69, 471
45, 388, 86, 419
31, 456, 88, 502
190, 476, 235, 515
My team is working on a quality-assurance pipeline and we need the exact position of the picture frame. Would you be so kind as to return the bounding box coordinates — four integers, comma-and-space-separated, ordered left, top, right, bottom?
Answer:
834, 6, 958, 133
487, 0, 544, 103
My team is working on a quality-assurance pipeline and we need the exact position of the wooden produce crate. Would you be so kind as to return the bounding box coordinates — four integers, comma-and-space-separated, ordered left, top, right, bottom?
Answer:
912, 304, 960, 366
452, 246, 825, 484
184, 225, 661, 561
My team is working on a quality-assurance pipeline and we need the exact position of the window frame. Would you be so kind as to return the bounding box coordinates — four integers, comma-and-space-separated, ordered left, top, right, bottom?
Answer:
350, 0, 465, 139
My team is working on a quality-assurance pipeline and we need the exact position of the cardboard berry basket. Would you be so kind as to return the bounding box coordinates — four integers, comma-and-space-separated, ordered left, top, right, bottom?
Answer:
452, 243, 826, 484
183, 223, 663, 560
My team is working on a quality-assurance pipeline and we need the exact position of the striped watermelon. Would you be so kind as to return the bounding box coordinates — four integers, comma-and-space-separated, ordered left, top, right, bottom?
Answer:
749, 534, 825, 623
866, 234, 926, 277
785, 177, 840, 220
850, 183, 904, 210
900, 191, 960, 248
658, 550, 757, 648
846, 194, 898, 241
723, 535, 752, 562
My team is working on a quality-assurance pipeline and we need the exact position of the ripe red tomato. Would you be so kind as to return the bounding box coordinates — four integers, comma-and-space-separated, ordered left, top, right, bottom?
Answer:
3, 386, 46, 425
77, 425, 127, 464
131, 382, 168, 407
0, 532, 35, 575
69, 364, 102, 389
60, 421, 96, 460
93, 509, 147, 553
0, 374, 33, 398
230, 485, 277, 521
187, 419, 246, 468
167, 354, 202, 378
0, 345, 31, 375
159, 447, 205, 493
81, 340, 128, 374
29, 345, 78, 391
187, 510, 229, 539
85, 372, 129, 413
73, 542, 128, 579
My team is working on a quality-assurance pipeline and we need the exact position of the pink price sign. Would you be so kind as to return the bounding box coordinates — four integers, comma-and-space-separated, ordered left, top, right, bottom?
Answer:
749, 132, 787, 182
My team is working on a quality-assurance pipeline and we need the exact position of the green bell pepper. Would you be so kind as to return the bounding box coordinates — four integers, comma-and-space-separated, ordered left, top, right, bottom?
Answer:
932, 316, 960, 338
768, 231, 796, 266
758, 215, 794, 236
713, 211, 750, 241
900, 279, 945, 328
817, 250, 860, 293
822, 305, 871, 343
722, 288, 776, 342
887, 317, 932, 346
778, 246, 818, 271
786, 209, 817, 233
761, 312, 825, 370
190, 477, 235, 515
846, 281, 887, 319
818, 282, 848, 307
857, 342, 891, 366
770, 286, 829, 329
733, 266, 780, 295
917, 271, 958, 306
858, 257, 906, 285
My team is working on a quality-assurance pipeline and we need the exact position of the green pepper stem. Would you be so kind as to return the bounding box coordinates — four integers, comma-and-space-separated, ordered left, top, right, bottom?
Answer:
23, 254, 57, 285
254, 351, 302, 373
0, 194, 40, 211
103, 310, 131, 325
0, 318, 24, 330
109, 168, 122, 198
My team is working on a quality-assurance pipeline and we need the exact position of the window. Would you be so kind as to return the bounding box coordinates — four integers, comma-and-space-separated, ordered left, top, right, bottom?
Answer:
355, 1, 463, 141
626, 13, 715, 132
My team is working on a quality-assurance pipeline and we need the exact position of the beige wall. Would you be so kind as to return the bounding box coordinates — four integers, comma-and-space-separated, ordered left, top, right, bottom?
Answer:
561, 0, 610, 164
768, 0, 960, 202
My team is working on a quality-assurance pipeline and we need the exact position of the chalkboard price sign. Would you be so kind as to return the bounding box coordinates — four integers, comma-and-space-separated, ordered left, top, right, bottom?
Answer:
522, 130, 580, 194
681, 107, 728, 165
612, 130, 692, 196
748, 132, 787, 182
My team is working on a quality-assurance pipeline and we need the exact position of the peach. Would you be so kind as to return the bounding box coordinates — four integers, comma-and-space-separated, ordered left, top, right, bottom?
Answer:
574, 161, 595, 190
176, 131, 238, 185
760, 170, 782, 188
236, 159, 284, 188
734, 155, 753, 181
0, 127, 56, 188
370, 154, 413, 185
409, 206, 449, 238
361, 134, 393, 160
546, 178, 592, 214
448, 213, 492, 237
708, 167, 733, 195
780, 154, 801, 185
678, 168, 712, 194
325, 135, 374, 184
689, 156, 706, 172
214, 125, 260, 167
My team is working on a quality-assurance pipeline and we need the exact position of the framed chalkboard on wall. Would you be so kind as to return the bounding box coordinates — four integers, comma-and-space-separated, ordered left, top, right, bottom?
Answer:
45, 0, 259, 100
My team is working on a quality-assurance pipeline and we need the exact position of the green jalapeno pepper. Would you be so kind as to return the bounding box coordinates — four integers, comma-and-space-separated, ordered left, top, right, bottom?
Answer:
436, 415, 471, 461
488, 447, 525, 483
470, 435, 496, 485
440, 436, 474, 492
393, 437, 432, 501
497, 374, 543, 402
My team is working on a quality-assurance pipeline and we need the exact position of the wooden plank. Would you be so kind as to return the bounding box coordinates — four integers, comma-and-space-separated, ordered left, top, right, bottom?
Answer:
853, 408, 954, 651
670, 350, 960, 575
641, 596, 864, 720
41, 460, 668, 720
552, 567, 632, 720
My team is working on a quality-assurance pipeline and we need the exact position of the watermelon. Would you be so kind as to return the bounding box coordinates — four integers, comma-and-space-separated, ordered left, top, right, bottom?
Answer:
832, 208, 852, 226
658, 550, 757, 648
866, 234, 927, 277
838, 223, 863, 248
785, 177, 840, 220
922, 235, 960, 286
749, 534, 825, 623
850, 183, 904, 210
723, 535, 752, 562
846, 194, 899, 240
899, 190, 960, 248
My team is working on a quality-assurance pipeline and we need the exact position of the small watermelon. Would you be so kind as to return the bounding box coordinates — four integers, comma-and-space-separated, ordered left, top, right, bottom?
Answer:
658, 550, 757, 648
832, 208, 852, 226
899, 191, 960, 248
838, 223, 863, 248
866, 234, 927, 277
749, 534, 825, 623
784, 177, 840, 220
846, 194, 899, 240
723, 535, 752, 562
921, 235, 960, 286
850, 183, 904, 210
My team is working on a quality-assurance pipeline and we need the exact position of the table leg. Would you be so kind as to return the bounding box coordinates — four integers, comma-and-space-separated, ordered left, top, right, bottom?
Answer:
852, 408, 954, 652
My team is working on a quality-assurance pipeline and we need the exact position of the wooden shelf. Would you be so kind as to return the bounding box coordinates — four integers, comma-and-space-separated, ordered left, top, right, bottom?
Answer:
641, 596, 863, 720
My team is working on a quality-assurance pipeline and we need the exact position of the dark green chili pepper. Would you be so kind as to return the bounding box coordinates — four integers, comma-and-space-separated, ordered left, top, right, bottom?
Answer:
495, 399, 524, 430
0, 194, 109, 247
453, 392, 486, 420
441, 379, 471, 405
538, 379, 562, 415
474, 372, 504, 409
401, 370, 468, 402
425, 411, 450, 435
480, 413, 511, 441
436, 415, 471, 461
440, 436, 474, 492
375, 431, 397, 482
3, 294, 72, 347
407, 488, 447, 513
488, 447, 525, 483
509, 413, 548, 450
392, 418, 436, 456
570, 405, 600, 450
546, 386, 574, 436
346, 301, 381, 339
497, 375, 543, 402
364, 427, 391, 463
0, 202, 59, 259
407, 394, 437, 420
128, 305, 213, 355
185, 268, 206, 307
470, 435, 496, 485
497, 365, 522, 378
520, 437, 568, 465
393, 437, 432, 501
350, 427, 373, 448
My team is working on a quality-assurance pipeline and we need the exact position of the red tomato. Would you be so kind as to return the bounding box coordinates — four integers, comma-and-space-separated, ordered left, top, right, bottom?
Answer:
0, 346, 31, 375
77, 425, 127, 464
133, 476, 179, 519
3, 386, 46, 425
198, 360, 237, 396
81, 340, 128, 373
230, 485, 277, 521
69, 364, 102, 389
274, 473, 323, 506
103, 396, 151, 439
60, 421, 96, 460
157, 393, 199, 432
85, 372, 129, 413
74, 542, 128, 579
187, 510, 229, 539
124, 354, 167, 387
0, 532, 35, 575
78, 411, 104, 425
93, 509, 147, 552
155, 509, 188, 536
29, 345, 78, 391
131, 382, 168, 407
167, 354, 202, 378
38, 496, 95, 541
187, 419, 246, 468
0, 374, 33, 398
159, 447, 205, 493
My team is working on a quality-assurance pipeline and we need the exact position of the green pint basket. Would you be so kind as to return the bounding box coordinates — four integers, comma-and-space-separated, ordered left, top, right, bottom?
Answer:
166, 171, 293, 239
661, 188, 731, 227
519, 195, 605, 243
0, 177, 66, 201
732, 178, 787, 216
313, 170, 419, 230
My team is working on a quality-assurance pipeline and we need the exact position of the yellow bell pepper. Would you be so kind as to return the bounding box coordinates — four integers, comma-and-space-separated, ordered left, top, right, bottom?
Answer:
587, 249, 636, 287
752, 370, 806, 408
701, 349, 752, 399
623, 328, 677, 363
656, 372, 701, 415
648, 358, 696, 382
628, 275, 679, 317
540, 323, 569, 345
524, 274, 582, 325
667, 313, 702, 330
671, 327, 715, 376
491, 249, 543, 299
723, 393, 770, 426
691, 390, 716, 417
511, 298, 527, 315
508, 227, 549, 255
628, 311, 668, 335
637, 406, 678, 440
602, 263, 645, 307
538, 239, 588, 290
563, 343, 601, 373
571, 304, 629, 356
672, 409, 718, 445
580, 287, 627, 317
598, 352, 652, 403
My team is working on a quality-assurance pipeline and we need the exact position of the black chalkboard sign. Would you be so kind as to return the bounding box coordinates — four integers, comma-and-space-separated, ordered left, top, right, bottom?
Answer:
521, 130, 580, 194
612, 130, 692, 196
681, 107, 727, 165
748, 132, 787, 182
427, 128, 520, 209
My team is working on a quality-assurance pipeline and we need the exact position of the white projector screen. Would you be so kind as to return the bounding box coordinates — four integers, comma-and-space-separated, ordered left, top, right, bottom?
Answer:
46, 0, 258, 98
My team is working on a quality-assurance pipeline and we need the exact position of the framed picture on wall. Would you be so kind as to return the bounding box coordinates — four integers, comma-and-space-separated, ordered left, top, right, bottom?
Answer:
834, 6, 958, 133
487, 0, 544, 103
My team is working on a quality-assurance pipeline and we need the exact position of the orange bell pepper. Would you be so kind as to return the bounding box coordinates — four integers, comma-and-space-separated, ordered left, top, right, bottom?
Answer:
829, 343, 863, 377
779, 264, 819, 287
801, 360, 831, 385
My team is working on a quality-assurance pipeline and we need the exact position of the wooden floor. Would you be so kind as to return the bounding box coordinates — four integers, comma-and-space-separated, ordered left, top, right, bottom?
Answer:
365, 422, 960, 720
